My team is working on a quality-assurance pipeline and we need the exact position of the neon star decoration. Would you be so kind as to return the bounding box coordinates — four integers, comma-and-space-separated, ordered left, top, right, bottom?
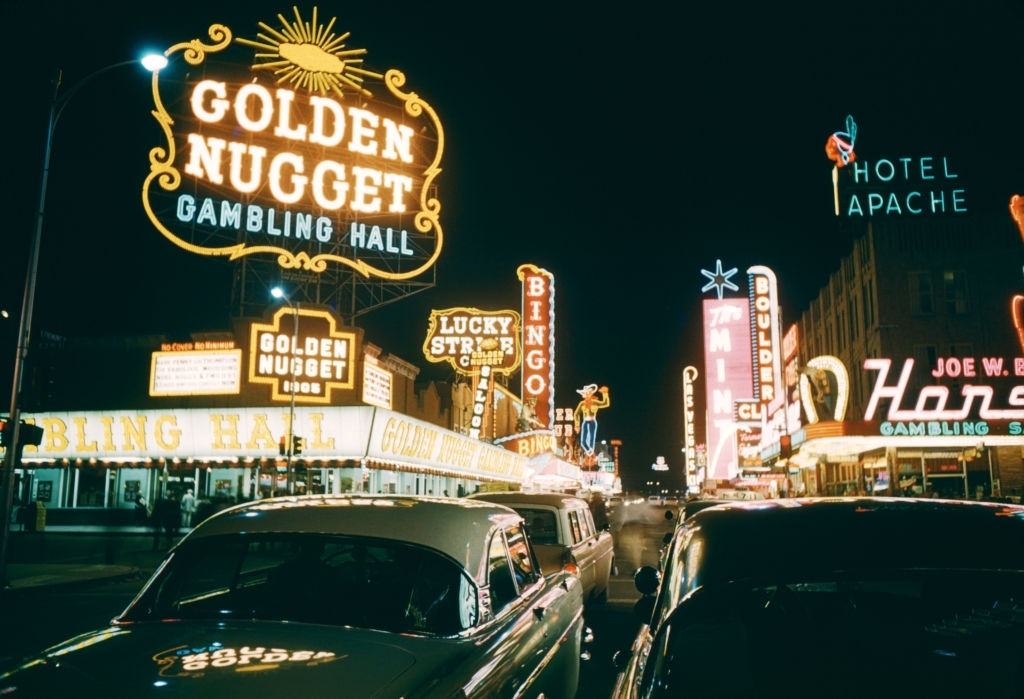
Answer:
701, 259, 739, 299
236, 6, 383, 97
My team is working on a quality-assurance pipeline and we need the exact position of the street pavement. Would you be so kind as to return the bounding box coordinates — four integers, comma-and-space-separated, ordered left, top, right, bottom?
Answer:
0, 502, 676, 697
578, 503, 675, 697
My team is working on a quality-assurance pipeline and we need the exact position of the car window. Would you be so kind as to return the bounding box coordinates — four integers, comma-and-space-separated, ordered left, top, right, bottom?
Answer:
504, 525, 539, 588
487, 531, 518, 613
583, 509, 597, 537
512, 507, 560, 545
568, 511, 583, 544
125, 533, 477, 635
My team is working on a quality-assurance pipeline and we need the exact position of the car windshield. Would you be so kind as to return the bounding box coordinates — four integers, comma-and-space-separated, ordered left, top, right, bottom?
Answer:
512, 507, 560, 545
122, 533, 478, 635
649, 570, 1024, 698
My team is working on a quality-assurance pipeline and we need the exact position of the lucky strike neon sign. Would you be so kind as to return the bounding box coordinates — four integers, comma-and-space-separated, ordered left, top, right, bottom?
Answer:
143, 8, 443, 278
422, 308, 522, 376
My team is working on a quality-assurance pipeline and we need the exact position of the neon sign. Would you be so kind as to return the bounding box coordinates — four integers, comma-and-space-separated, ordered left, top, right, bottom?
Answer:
826, 118, 966, 217
518, 264, 555, 429
841, 156, 967, 217
1013, 295, 1024, 354
422, 308, 521, 376
143, 8, 443, 278
1013, 195, 1024, 242
864, 357, 1024, 422
702, 299, 752, 481
468, 365, 492, 440
826, 115, 858, 216
573, 384, 610, 458
248, 307, 359, 403
800, 355, 849, 423
700, 259, 739, 300
747, 266, 783, 412
682, 366, 698, 472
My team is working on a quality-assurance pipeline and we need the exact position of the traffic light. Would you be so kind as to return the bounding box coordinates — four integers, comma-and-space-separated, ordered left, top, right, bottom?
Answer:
0, 419, 43, 449
278, 436, 287, 456
292, 436, 304, 455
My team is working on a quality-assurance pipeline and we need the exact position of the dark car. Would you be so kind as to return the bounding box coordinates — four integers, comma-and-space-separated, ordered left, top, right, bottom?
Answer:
613, 498, 1024, 698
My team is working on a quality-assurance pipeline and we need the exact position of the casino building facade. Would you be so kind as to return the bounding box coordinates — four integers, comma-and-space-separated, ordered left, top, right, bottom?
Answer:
762, 216, 1024, 500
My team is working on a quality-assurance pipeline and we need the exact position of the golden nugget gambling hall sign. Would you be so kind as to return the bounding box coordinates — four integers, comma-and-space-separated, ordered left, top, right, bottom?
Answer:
143, 7, 444, 278
422, 308, 522, 375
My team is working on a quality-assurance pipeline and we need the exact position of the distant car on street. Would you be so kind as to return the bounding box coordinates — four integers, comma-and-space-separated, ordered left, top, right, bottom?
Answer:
646, 495, 665, 506
0, 495, 586, 698
470, 492, 614, 604
612, 498, 1024, 698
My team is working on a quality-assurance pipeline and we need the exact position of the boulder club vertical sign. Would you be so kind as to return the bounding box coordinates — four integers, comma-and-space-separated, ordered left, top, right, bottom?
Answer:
518, 264, 555, 429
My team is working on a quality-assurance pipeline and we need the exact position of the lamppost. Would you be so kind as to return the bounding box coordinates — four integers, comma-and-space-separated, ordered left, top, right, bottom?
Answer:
271, 286, 299, 496
0, 54, 169, 588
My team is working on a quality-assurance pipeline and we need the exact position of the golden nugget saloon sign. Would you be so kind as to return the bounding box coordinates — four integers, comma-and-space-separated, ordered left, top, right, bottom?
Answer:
143, 7, 444, 278
422, 308, 522, 375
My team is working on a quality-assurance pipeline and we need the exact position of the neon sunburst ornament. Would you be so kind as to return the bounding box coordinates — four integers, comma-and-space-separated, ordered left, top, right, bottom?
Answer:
236, 6, 383, 97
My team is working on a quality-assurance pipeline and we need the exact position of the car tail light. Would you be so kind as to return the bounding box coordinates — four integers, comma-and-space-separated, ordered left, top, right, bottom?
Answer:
564, 559, 580, 576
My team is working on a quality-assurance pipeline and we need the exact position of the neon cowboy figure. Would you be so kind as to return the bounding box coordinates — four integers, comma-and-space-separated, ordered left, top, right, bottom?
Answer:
574, 384, 611, 457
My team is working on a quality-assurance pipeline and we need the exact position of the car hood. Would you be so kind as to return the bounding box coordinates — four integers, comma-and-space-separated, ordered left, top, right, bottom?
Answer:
0, 620, 471, 697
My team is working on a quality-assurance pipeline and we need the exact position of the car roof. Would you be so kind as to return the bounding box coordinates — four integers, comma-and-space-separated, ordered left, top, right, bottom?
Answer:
188, 495, 522, 585
677, 497, 1024, 587
468, 491, 589, 510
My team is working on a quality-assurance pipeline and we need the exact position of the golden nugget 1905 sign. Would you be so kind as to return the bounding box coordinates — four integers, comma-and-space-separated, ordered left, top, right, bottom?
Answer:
143, 7, 444, 278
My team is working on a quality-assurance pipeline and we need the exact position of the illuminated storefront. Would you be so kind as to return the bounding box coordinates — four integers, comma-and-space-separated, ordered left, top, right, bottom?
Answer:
15, 406, 527, 509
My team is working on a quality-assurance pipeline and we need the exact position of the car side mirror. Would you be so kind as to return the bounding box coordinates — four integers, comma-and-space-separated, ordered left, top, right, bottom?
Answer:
634, 565, 661, 596
664, 510, 675, 521
633, 595, 656, 623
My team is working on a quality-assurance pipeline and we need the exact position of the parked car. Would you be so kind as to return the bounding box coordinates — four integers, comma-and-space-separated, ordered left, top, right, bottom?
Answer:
0, 495, 586, 698
613, 498, 1024, 698
470, 492, 614, 604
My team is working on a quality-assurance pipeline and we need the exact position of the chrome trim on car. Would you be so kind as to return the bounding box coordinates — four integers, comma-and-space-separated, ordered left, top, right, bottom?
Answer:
513, 605, 584, 698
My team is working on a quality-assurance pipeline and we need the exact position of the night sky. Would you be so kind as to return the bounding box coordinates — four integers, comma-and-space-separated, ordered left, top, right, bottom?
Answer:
2, 1, 1023, 486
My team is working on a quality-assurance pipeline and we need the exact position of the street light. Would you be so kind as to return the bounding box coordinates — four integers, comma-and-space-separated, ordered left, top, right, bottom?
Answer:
270, 286, 299, 496
0, 54, 166, 588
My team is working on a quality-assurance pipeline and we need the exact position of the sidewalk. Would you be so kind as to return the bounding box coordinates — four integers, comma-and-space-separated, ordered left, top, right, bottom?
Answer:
11, 525, 192, 535
5, 563, 142, 593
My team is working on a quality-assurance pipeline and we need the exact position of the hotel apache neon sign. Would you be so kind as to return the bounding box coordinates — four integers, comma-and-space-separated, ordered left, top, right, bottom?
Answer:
143, 7, 444, 278
826, 115, 966, 218
864, 356, 1024, 437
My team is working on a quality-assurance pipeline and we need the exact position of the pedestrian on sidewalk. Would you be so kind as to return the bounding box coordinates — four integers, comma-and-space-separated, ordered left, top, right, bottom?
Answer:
135, 494, 150, 524
180, 489, 197, 529
150, 497, 179, 550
